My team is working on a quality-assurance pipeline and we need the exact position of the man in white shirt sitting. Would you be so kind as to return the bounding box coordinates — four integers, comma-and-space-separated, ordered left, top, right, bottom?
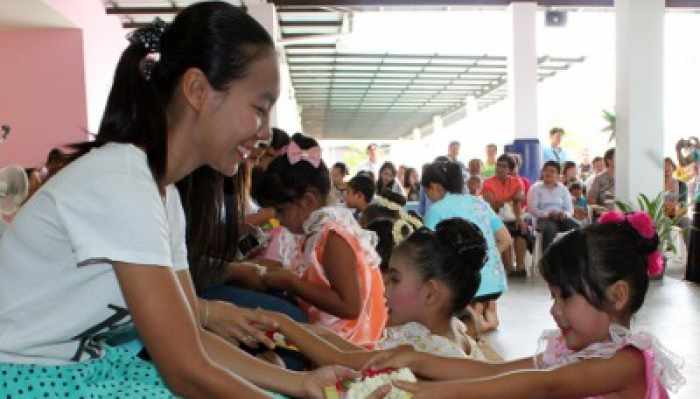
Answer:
527, 161, 580, 251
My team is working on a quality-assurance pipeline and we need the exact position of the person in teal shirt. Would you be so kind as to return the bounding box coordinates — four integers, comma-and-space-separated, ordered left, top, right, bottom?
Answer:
421, 159, 512, 332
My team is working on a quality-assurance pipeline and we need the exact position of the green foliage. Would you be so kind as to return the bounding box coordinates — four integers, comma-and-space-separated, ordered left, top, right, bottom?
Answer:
601, 109, 616, 143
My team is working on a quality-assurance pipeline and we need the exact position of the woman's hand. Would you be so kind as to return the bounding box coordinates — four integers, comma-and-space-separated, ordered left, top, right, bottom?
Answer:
262, 268, 299, 292
224, 262, 267, 291
205, 300, 279, 349
301, 365, 359, 399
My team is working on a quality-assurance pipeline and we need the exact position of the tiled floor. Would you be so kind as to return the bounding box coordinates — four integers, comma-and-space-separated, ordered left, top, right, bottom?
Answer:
485, 262, 699, 398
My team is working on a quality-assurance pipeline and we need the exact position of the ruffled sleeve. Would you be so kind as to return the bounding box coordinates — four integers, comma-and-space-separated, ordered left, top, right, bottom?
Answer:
377, 322, 468, 359
533, 325, 685, 393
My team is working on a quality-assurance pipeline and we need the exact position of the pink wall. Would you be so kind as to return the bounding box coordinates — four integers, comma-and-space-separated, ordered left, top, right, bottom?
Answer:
0, 29, 87, 167
45, 0, 127, 132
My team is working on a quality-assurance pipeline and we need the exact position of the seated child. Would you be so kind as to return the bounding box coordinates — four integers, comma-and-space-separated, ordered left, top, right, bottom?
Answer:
568, 180, 589, 222
253, 133, 387, 347
263, 218, 490, 371
345, 172, 376, 222
368, 211, 685, 399
467, 175, 482, 196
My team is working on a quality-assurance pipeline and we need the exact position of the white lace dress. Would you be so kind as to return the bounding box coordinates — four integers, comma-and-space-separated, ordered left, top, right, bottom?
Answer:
377, 318, 486, 360
534, 324, 685, 398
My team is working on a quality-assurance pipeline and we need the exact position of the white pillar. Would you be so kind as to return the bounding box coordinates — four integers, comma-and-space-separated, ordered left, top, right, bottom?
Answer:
246, 1, 300, 131
507, 2, 538, 140
615, 0, 664, 203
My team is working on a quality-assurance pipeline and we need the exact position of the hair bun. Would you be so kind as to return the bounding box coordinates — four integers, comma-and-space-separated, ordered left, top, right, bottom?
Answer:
435, 218, 487, 273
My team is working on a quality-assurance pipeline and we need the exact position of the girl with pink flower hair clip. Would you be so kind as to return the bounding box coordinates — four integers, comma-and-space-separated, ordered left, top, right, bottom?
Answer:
366, 210, 685, 399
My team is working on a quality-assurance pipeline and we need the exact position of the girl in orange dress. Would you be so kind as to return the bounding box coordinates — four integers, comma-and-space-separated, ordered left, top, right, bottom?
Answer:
255, 133, 387, 348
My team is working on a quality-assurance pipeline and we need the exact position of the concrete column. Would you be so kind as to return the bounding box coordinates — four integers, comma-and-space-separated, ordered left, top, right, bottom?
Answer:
246, 1, 302, 131
615, 0, 664, 203
507, 1, 538, 140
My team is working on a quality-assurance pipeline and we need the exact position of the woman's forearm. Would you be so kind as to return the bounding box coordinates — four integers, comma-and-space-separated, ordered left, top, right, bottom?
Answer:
273, 315, 376, 369
201, 328, 305, 397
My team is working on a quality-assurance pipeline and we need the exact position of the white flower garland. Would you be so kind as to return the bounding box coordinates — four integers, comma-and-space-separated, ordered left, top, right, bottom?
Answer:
372, 195, 423, 246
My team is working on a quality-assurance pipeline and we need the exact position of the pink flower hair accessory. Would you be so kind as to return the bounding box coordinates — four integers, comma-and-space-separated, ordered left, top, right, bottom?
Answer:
287, 141, 321, 168
598, 210, 662, 277
598, 210, 625, 224
625, 212, 656, 239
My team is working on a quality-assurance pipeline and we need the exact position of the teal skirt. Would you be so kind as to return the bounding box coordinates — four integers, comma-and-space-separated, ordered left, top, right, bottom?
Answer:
0, 346, 287, 398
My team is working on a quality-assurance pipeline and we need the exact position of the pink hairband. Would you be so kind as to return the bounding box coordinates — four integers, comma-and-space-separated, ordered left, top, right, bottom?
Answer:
286, 141, 321, 168
598, 211, 663, 277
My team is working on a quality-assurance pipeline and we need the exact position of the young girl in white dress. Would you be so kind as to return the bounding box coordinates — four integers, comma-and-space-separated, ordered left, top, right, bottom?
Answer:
263, 217, 490, 369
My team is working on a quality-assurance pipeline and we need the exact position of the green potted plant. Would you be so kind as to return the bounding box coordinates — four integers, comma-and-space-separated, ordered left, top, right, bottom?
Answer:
616, 193, 685, 277
601, 109, 616, 143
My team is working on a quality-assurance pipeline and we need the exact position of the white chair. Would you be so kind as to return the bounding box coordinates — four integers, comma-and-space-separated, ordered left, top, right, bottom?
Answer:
529, 230, 568, 277
665, 226, 688, 270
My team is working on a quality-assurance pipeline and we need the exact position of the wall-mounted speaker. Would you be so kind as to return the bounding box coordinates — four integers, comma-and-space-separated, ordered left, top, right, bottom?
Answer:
546, 10, 567, 27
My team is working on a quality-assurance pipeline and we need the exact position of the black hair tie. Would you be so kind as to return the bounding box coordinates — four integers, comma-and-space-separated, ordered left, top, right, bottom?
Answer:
127, 18, 168, 81
127, 17, 168, 53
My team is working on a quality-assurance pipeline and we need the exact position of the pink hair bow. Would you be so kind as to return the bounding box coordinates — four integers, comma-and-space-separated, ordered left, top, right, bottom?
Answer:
598, 210, 663, 277
287, 141, 321, 168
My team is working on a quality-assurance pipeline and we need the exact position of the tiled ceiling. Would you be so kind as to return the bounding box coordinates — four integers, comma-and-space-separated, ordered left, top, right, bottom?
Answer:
104, 1, 584, 139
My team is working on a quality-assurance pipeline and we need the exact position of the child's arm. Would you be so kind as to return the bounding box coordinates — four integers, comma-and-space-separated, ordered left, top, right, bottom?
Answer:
266, 312, 380, 370
376, 350, 535, 381
305, 324, 365, 351
390, 347, 645, 399
265, 231, 362, 319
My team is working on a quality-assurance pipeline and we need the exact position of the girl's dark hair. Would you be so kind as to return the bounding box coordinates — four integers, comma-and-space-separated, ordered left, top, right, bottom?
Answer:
396, 218, 487, 315
254, 133, 329, 207
379, 189, 407, 207
57, 2, 274, 291
563, 161, 577, 175
420, 160, 463, 194
361, 203, 400, 228
539, 221, 659, 315
376, 161, 398, 193
270, 128, 290, 151
332, 162, 349, 176
366, 217, 399, 272
403, 167, 417, 189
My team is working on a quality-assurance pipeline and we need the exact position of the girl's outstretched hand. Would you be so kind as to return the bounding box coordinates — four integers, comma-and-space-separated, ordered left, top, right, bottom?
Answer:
302, 365, 359, 399
362, 345, 422, 372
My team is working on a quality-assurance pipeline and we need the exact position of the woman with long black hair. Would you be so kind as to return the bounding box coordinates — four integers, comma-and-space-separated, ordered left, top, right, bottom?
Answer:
0, 2, 351, 398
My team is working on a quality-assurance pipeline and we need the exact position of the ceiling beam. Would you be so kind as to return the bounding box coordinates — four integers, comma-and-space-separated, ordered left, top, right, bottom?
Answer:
271, 0, 697, 7
105, 7, 181, 15
279, 20, 342, 27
